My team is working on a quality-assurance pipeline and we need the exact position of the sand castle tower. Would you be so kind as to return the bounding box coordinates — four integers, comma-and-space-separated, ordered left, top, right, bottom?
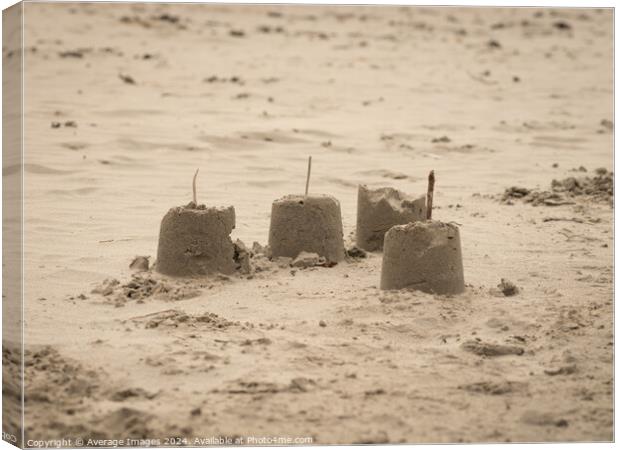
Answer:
356, 185, 426, 251
156, 170, 236, 276
380, 171, 465, 294
268, 157, 345, 263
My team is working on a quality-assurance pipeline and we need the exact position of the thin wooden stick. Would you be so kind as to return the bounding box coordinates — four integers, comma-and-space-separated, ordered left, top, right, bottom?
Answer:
426, 170, 435, 220
305, 156, 312, 197
192, 168, 199, 205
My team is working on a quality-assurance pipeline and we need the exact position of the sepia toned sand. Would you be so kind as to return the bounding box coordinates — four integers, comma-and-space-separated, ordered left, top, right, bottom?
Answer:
6, 3, 613, 444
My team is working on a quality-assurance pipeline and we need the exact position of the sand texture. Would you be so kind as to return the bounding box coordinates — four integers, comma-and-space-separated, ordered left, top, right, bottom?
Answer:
11, 3, 613, 444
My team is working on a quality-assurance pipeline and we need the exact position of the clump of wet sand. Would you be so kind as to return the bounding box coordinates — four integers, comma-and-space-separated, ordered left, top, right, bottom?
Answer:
126, 309, 244, 330
502, 168, 613, 206
91, 274, 201, 306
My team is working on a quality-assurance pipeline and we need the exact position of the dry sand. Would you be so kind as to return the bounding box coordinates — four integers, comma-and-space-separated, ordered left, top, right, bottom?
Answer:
4, 3, 613, 444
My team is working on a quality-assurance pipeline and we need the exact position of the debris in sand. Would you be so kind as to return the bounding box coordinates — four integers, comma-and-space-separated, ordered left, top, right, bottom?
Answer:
542, 217, 583, 223
502, 187, 573, 206
233, 239, 252, 274
273, 256, 293, 268
552, 21, 572, 31
487, 39, 502, 48
319, 320, 327, 327
51, 120, 79, 129
204, 75, 244, 85
257, 24, 285, 34
240, 337, 271, 346
600, 119, 613, 131
119, 73, 136, 85
252, 241, 269, 256
121, 275, 199, 303
521, 411, 569, 427
467, 70, 498, 85
431, 135, 451, 143
346, 245, 367, 258
503, 186, 529, 199
129, 256, 150, 272
226, 378, 316, 395
153, 13, 180, 24
226, 381, 280, 394
461, 340, 524, 357
59, 49, 84, 58
110, 387, 157, 401
91, 274, 199, 306
128, 309, 240, 330
544, 364, 577, 376
502, 170, 613, 206
91, 278, 120, 296
498, 278, 519, 296
291, 251, 325, 269
289, 377, 316, 393
458, 380, 527, 395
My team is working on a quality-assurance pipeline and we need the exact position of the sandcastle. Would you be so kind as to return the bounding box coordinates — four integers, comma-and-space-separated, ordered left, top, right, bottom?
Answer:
356, 185, 426, 251
380, 171, 465, 294
156, 170, 236, 276
268, 157, 345, 262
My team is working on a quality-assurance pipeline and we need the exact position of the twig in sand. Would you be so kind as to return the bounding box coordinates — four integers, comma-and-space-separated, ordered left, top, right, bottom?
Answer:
124, 309, 179, 322
542, 217, 585, 224
99, 238, 133, 244
426, 170, 435, 220
192, 168, 199, 205
305, 156, 312, 197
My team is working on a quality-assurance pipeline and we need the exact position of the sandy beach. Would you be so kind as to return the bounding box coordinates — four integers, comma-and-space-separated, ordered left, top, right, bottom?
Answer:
3, 3, 613, 444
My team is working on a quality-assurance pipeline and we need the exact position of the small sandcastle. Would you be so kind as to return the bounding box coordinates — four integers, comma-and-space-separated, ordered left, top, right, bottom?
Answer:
153, 164, 464, 296
156, 170, 236, 276
380, 171, 465, 294
268, 157, 345, 263
356, 184, 426, 251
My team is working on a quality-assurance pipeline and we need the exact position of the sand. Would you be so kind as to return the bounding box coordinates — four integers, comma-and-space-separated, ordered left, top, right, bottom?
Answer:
6, 3, 613, 444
